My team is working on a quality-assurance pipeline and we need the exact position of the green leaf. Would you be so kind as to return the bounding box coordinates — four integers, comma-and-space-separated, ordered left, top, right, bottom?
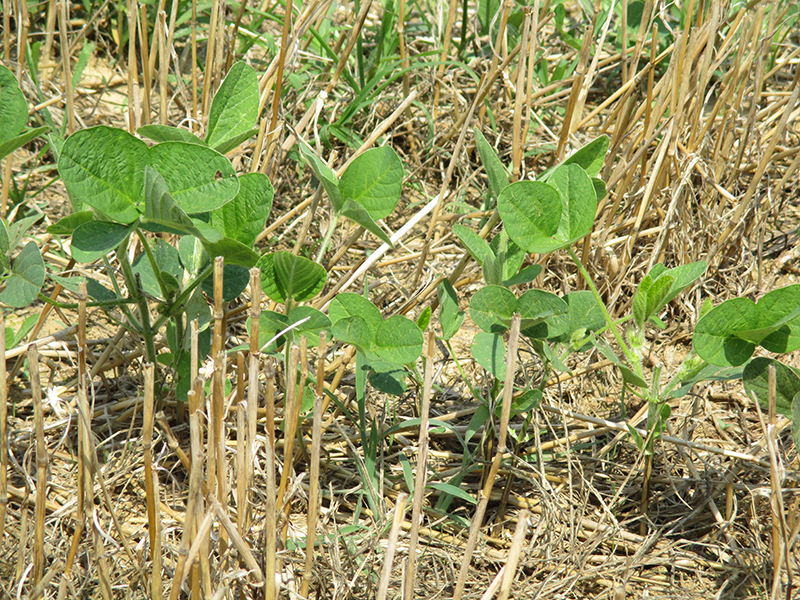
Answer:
490, 230, 525, 282
6, 213, 44, 252
339, 199, 394, 247
0, 126, 50, 163
205, 62, 260, 151
339, 146, 403, 220
471, 332, 506, 380
474, 128, 510, 201
71, 220, 134, 263
368, 361, 408, 396
140, 166, 202, 237
0, 65, 28, 144
298, 139, 342, 211
149, 142, 239, 214
429, 482, 476, 505
466, 403, 490, 443
635, 262, 706, 328
5, 313, 38, 347
212, 127, 260, 155
561, 135, 608, 178
438, 279, 465, 340
47, 211, 94, 235
201, 264, 250, 302
178, 235, 207, 276
59, 126, 149, 223
201, 237, 260, 268
131, 239, 182, 300
374, 315, 423, 364
138, 124, 205, 145
0, 242, 45, 307
540, 136, 609, 181
416, 305, 431, 331
547, 290, 605, 344
694, 286, 800, 366
497, 181, 562, 254
211, 172, 273, 247
793, 393, 800, 450
332, 316, 375, 355
511, 389, 542, 414
328, 293, 382, 333
742, 357, 800, 416
258, 251, 326, 303
517, 289, 569, 339
545, 163, 597, 248
287, 306, 331, 346
453, 224, 493, 267
469, 285, 517, 333
255, 310, 290, 352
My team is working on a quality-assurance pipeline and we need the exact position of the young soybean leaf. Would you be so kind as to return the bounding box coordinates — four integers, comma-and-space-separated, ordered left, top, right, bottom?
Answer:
47, 211, 94, 235
503, 264, 543, 287
205, 62, 259, 151
471, 332, 506, 380
511, 389, 542, 414
149, 142, 238, 214
138, 124, 205, 145
211, 172, 274, 247
59, 126, 149, 223
71, 220, 135, 263
339, 146, 403, 220
416, 305, 432, 331
332, 316, 375, 356
369, 361, 408, 396
339, 199, 393, 247
517, 289, 569, 339
141, 165, 203, 237
497, 181, 562, 254
0, 241, 45, 308
202, 237, 260, 268
298, 139, 342, 211
793, 393, 800, 450
474, 128, 510, 202
0, 65, 27, 143
258, 251, 326, 303
545, 163, 597, 249
374, 315, 423, 364
453, 224, 493, 267
0, 126, 50, 164
329, 293, 382, 332
287, 306, 331, 346
539, 136, 610, 181
438, 279, 465, 340
694, 286, 800, 367
132, 238, 182, 299
490, 229, 525, 282
200, 264, 250, 301
742, 357, 800, 416
469, 285, 517, 333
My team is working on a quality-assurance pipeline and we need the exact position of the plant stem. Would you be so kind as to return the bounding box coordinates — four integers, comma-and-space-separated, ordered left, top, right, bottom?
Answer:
567, 247, 637, 371
117, 244, 158, 364
151, 263, 213, 331
36, 293, 137, 310
136, 229, 171, 301
315, 214, 340, 263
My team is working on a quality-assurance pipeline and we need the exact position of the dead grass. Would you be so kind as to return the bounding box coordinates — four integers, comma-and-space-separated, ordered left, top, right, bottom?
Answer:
2, 0, 800, 598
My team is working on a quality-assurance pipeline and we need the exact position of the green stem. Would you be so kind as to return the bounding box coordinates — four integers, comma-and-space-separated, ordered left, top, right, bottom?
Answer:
315, 214, 340, 263
136, 229, 171, 301
151, 262, 213, 331
36, 293, 138, 310
117, 244, 158, 364
567, 247, 638, 372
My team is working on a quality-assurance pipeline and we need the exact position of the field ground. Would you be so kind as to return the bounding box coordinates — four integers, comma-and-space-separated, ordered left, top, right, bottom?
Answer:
1, 0, 800, 598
